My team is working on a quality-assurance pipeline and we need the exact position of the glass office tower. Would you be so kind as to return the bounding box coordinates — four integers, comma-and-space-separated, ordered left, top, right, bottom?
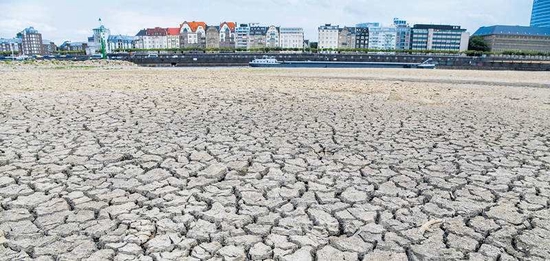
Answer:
531, 0, 550, 27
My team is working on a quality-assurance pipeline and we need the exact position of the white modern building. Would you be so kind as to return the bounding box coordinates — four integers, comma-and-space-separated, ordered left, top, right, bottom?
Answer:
280, 27, 304, 49
87, 25, 110, 55
357, 23, 397, 50
318, 24, 339, 49
137, 27, 168, 49
411, 24, 469, 51
235, 24, 250, 49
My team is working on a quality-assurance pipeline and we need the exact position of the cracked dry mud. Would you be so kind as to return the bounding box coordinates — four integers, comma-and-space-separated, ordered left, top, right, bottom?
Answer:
0, 67, 549, 261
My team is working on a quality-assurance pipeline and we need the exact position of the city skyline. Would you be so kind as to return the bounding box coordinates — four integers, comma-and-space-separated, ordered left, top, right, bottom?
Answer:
0, 0, 533, 44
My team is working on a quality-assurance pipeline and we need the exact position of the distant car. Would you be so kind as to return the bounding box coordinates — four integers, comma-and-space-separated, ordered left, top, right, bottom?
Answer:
16, 55, 30, 60
147, 54, 158, 58
90, 54, 103, 60
171, 55, 178, 58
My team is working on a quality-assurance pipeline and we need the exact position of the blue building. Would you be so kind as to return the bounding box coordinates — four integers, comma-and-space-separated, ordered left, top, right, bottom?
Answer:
107, 35, 136, 52
473, 25, 550, 52
531, 0, 550, 27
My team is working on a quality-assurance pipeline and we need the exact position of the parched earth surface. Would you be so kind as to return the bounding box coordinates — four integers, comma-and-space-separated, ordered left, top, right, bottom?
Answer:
0, 66, 549, 261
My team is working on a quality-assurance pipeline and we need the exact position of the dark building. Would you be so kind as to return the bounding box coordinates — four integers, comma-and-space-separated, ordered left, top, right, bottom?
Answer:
42, 40, 57, 55
355, 27, 369, 49
531, 0, 550, 28
473, 25, 550, 52
59, 41, 88, 52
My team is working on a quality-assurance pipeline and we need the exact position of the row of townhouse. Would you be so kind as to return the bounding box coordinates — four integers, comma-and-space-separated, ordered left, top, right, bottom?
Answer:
133, 22, 305, 50
319, 18, 470, 52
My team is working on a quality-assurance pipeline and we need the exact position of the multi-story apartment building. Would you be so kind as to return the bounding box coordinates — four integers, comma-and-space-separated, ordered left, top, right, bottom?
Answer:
0, 38, 22, 55
107, 35, 136, 52
219, 22, 236, 49
206, 26, 220, 49
318, 24, 339, 49
235, 23, 251, 49
42, 40, 56, 55
531, 0, 550, 27
354, 27, 369, 49
166, 28, 180, 49
265, 25, 280, 48
411, 24, 469, 51
141, 27, 168, 49
135, 29, 146, 49
473, 25, 550, 52
180, 21, 207, 48
394, 18, 411, 50
357, 23, 397, 50
338, 27, 356, 49
280, 28, 304, 49
248, 26, 268, 49
59, 41, 88, 52
18, 27, 43, 55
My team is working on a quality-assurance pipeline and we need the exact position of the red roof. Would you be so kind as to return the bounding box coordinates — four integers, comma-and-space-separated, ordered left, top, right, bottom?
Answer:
220, 22, 236, 31
166, 27, 180, 35
146, 27, 167, 36
181, 21, 207, 32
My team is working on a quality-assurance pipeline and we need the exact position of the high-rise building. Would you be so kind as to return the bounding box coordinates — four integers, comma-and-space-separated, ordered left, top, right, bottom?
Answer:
318, 24, 339, 49
531, 0, 550, 27
411, 24, 469, 51
18, 27, 43, 55
280, 28, 304, 49
393, 18, 411, 50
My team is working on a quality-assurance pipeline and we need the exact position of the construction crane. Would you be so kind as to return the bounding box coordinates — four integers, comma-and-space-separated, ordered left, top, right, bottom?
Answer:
98, 18, 107, 59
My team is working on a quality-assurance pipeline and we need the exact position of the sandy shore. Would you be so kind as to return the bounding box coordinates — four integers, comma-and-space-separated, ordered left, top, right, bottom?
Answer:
0, 65, 549, 260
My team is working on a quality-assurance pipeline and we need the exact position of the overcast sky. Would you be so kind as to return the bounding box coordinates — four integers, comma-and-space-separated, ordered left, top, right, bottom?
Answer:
0, 0, 533, 44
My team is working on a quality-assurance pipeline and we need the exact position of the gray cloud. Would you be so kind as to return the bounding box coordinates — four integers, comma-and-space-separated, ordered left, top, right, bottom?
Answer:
0, 0, 533, 44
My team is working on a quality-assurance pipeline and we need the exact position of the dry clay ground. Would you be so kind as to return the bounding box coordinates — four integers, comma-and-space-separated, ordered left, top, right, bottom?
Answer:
0, 64, 550, 261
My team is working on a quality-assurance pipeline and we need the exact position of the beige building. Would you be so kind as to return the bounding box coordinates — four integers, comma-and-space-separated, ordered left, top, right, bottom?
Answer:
338, 27, 356, 49
206, 26, 220, 49
167, 28, 180, 49
473, 25, 550, 53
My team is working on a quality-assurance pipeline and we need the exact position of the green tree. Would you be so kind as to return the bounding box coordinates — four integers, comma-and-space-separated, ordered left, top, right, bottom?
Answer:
468, 36, 490, 52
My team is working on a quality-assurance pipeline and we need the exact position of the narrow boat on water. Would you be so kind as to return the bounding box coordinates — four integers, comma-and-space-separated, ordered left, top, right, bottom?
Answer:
249, 57, 436, 69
